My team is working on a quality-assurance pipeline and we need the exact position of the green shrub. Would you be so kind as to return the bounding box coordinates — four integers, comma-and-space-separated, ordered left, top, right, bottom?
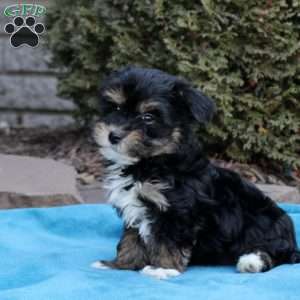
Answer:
46, 0, 300, 167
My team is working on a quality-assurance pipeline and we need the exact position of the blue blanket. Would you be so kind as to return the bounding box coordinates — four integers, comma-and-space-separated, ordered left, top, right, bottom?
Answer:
0, 204, 300, 300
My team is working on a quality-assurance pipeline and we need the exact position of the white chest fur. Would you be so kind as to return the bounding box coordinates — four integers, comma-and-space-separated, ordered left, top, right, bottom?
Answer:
104, 165, 152, 242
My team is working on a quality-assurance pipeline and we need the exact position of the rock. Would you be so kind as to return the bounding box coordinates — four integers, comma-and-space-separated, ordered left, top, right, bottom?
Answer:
78, 173, 96, 185
0, 112, 17, 128
0, 75, 75, 111
71, 157, 86, 173
0, 120, 10, 135
266, 175, 283, 185
0, 154, 83, 209
21, 113, 74, 128
256, 184, 300, 203
78, 182, 107, 204
0, 111, 74, 129
1, 37, 51, 72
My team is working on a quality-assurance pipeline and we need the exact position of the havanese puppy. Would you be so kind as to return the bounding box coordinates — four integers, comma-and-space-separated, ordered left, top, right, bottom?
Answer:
92, 66, 300, 280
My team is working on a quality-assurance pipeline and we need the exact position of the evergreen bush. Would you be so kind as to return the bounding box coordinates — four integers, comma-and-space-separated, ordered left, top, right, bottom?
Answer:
46, 0, 300, 167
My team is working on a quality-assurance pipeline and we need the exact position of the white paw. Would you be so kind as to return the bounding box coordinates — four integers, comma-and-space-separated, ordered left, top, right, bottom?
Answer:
91, 261, 110, 270
237, 253, 264, 273
140, 266, 181, 280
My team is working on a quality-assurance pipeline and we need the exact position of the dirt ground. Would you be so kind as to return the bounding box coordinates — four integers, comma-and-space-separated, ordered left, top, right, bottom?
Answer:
0, 126, 299, 188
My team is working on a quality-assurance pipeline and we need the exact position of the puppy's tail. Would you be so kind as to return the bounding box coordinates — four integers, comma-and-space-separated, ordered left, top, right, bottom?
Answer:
289, 250, 300, 264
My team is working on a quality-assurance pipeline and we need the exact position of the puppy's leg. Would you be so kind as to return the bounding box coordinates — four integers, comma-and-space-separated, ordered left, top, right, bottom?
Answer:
92, 227, 148, 270
237, 251, 273, 273
140, 241, 191, 280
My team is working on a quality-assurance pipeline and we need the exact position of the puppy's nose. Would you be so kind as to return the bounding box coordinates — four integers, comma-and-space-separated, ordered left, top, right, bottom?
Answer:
109, 132, 121, 144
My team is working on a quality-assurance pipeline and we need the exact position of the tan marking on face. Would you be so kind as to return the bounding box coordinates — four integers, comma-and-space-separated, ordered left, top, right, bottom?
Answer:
136, 181, 170, 211
104, 88, 126, 105
151, 128, 182, 156
123, 130, 143, 145
94, 122, 140, 164
93, 122, 122, 147
94, 122, 109, 147
139, 101, 161, 113
119, 130, 144, 155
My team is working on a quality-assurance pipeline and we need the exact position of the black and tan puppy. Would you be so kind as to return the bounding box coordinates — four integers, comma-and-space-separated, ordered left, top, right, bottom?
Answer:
92, 66, 300, 279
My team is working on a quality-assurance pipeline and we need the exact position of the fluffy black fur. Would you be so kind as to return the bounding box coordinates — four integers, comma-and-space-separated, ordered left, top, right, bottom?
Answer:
93, 66, 300, 277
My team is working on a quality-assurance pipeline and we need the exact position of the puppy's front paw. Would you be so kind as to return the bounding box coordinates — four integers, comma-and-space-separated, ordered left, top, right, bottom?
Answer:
91, 261, 111, 270
140, 265, 181, 280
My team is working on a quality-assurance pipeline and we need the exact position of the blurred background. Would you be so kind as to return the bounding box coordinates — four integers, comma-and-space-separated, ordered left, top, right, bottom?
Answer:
0, 0, 299, 208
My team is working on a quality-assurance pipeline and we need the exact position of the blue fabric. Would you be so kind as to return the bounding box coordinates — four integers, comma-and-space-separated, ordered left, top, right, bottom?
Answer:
0, 203, 300, 300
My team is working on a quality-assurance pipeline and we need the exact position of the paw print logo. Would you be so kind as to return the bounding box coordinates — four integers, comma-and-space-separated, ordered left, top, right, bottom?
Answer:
4, 16, 45, 48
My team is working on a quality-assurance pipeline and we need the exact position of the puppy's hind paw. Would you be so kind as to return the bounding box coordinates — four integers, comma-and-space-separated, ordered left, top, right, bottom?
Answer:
237, 253, 264, 273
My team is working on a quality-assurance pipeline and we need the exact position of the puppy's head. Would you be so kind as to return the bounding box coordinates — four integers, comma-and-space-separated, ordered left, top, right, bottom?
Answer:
94, 66, 215, 165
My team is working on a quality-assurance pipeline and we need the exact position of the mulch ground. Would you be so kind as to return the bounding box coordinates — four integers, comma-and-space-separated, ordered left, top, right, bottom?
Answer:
0, 126, 299, 187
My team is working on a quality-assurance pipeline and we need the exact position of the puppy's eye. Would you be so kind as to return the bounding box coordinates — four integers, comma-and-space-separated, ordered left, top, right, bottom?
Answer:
142, 113, 155, 123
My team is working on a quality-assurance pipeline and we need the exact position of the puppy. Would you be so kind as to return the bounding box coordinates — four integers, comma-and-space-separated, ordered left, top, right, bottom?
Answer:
92, 66, 300, 280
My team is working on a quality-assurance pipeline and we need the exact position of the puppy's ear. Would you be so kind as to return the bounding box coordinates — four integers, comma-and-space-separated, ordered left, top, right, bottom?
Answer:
174, 81, 216, 124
